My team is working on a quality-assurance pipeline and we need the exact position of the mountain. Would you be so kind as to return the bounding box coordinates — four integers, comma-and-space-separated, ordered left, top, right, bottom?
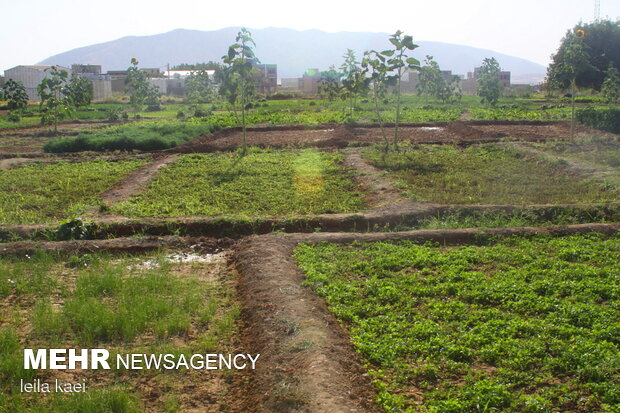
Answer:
40, 27, 546, 84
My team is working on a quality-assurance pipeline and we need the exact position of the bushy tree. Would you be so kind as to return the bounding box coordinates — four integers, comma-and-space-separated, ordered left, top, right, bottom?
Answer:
477, 57, 503, 106
318, 66, 342, 101
547, 20, 620, 90
362, 50, 394, 151
37, 66, 74, 133
417, 55, 461, 103
3, 79, 29, 111
125, 58, 161, 111
220, 28, 258, 155
602, 63, 620, 103
63, 74, 93, 107
185, 70, 214, 103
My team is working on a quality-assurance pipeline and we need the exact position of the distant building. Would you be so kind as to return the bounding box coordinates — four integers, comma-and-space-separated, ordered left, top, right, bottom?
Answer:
4, 65, 71, 101
107, 68, 162, 93
302, 68, 320, 95
71, 64, 112, 101
252, 63, 277, 94
473, 66, 511, 88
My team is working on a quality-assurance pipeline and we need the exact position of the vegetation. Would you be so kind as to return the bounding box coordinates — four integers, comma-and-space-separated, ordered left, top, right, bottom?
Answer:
364, 144, 619, 204
2, 79, 29, 122
37, 66, 74, 133
0, 159, 146, 224
602, 64, 620, 104
64, 73, 94, 107
294, 234, 620, 412
477, 57, 503, 106
576, 106, 620, 134
220, 28, 258, 155
547, 19, 620, 91
125, 58, 161, 111
113, 150, 363, 217
0, 250, 238, 412
185, 69, 215, 103
417, 55, 461, 103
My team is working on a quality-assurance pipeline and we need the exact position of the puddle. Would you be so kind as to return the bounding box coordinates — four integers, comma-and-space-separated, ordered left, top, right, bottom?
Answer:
420, 127, 443, 131
129, 251, 227, 270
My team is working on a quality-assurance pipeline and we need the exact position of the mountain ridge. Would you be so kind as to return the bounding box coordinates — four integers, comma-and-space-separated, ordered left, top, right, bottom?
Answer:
39, 27, 546, 84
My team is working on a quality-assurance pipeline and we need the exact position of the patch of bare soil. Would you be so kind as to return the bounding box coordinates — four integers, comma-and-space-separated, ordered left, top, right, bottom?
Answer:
233, 223, 620, 412
174, 121, 570, 153
100, 154, 178, 204
0, 157, 39, 170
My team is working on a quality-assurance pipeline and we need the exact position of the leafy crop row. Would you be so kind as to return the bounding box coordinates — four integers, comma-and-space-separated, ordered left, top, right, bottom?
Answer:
294, 234, 620, 412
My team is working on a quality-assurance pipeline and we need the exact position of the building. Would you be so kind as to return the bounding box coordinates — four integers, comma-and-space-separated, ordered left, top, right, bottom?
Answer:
71, 64, 112, 101
251, 63, 277, 94
107, 68, 162, 93
473, 66, 511, 88
4, 65, 71, 101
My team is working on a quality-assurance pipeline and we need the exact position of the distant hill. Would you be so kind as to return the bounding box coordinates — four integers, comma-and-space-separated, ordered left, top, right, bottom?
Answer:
40, 27, 546, 84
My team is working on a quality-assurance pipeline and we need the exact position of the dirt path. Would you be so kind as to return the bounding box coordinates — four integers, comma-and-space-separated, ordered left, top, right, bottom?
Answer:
233, 223, 620, 412
100, 154, 178, 204
343, 148, 409, 208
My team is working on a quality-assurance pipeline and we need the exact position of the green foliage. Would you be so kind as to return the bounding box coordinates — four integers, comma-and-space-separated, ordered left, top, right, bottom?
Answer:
548, 20, 620, 90
318, 66, 343, 101
171, 61, 223, 71
37, 66, 74, 133
576, 106, 620, 133
44, 120, 219, 152
125, 58, 161, 111
0, 159, 146, 224
2, 79, 28, 111
185, 70, 215, 103
295, 234, 620, 412
63, 74, 93, 107
340, 49, 369, 119
417, 55, 461, 103
113, 150, 364, 217
53, 217, 97, 240
221, 27, 258, 154
477, 57, 503, 106
362, 50, 394, 150
602, 64, 620, 103
364, 144, 619, 204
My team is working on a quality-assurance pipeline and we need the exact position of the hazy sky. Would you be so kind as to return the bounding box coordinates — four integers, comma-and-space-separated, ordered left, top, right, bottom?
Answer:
1, 0, 619, 73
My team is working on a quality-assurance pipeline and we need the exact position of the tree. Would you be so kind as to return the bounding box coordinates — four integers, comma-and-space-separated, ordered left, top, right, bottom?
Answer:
362, 50, 394, 151
384, 30, 420, 148
125, 58, 161, 111
2, 79, 29, 112
318, 66, 342, 101
602, 63, 620, 103
417, 55, 461, 103
63, 74, 93, 107
477, 57, 503, 106
220, 28, 258, 155
340, 49, 368, 120
547, 20, 620, 91
185, 70, 214, 103
37, 66, 74, 133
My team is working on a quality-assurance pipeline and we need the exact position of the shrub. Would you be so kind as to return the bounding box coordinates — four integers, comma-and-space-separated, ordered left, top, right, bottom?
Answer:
576, 106, 620, 133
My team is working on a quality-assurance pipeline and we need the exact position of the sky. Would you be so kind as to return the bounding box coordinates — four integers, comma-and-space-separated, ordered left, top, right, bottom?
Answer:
1, 0, 619, 74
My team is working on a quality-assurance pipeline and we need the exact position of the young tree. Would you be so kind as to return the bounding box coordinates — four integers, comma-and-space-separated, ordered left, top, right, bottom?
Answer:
362, 50, 393, 151
417, 55, 461, 103
185, 70, 214, 103
602, 63, 620, 103
220, 28, 258, 155
37, 66, 74, 133
63, 74, 93, 107
125, 58, 161, 111
385, 30, 420, 148
2, 79, 29, 111
477, 57, 503, 106
340, 49, 368, 120
318, 66, 342, 101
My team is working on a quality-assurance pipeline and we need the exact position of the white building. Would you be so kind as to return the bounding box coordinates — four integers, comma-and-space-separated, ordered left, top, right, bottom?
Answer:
4, 65, 71, 101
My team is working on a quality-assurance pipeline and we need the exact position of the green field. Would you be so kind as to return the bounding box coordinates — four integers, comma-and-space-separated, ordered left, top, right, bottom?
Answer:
0, 159, 147, 224
0, 250, 238, 412
113, 149, 364, 217
364, 144, 619, 205
294, 234, 620, 412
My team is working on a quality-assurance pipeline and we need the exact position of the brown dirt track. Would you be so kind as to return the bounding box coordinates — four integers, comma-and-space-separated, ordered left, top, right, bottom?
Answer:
173, 121, 588, 153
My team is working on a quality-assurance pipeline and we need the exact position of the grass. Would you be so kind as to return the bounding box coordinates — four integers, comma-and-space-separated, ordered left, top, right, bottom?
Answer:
294, 234, 620, 412
531, 136, 620, 170
364, 144, 619, 205
0, 159, 147, 224
0, 250, 238, 412
43, 120, 220, 152
113, 149, 364, 217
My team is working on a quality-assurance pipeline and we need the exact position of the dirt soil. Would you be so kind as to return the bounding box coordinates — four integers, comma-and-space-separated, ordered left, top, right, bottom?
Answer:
232, 223, 620, 412
174, 121, 583, 153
